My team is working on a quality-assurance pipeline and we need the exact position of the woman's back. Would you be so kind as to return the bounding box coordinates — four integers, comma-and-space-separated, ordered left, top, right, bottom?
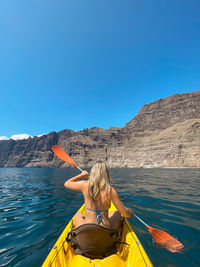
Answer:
82, 181, 112, 227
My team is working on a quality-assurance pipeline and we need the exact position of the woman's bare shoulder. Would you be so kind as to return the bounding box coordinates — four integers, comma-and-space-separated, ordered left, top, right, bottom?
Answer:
81, 180, 89, 191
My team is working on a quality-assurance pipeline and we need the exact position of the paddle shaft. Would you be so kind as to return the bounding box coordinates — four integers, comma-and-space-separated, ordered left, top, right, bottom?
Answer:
134, 214, 148, 228
76, 165, 84, 172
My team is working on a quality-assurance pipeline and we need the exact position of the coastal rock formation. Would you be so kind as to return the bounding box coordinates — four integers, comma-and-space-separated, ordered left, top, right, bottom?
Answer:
1, 90, 200, 168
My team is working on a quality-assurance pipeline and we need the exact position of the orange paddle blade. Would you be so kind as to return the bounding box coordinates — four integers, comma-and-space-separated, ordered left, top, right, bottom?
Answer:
147, 226, 184, 253
52, 145, 77, 168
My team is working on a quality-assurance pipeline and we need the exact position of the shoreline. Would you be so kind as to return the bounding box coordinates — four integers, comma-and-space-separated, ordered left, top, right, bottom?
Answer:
1, 166, 200, 169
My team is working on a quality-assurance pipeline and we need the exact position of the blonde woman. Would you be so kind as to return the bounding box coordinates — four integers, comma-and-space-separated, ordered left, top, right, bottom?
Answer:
64, 161, 133, 230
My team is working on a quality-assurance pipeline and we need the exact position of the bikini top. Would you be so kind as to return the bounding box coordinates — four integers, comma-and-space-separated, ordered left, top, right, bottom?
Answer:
85, 208, 108, 224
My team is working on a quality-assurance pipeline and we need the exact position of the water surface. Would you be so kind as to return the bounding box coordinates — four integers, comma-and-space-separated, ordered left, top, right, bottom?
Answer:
0, 168, 199, 266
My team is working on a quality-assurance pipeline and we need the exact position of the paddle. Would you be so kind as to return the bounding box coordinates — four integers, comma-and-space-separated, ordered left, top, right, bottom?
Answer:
134, 214, 184, 253
52, 145, 184, 253
52, 145, 83, 172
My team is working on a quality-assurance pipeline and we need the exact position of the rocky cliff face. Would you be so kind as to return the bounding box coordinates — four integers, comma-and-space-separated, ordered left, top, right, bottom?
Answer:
125, 90, 200, 132
1, 91, 200, 168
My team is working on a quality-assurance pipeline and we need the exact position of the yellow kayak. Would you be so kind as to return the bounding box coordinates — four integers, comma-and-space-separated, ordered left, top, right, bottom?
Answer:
42, 203, 153, 267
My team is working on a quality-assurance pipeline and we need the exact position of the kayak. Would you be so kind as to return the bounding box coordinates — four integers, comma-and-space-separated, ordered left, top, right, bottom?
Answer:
42, 203, 153, 267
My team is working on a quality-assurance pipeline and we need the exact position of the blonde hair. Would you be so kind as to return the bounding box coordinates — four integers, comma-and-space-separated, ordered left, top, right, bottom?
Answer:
88, 161, 111, 201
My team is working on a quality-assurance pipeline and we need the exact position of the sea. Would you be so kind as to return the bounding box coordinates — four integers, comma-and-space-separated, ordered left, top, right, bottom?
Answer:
0, 168, 199, 267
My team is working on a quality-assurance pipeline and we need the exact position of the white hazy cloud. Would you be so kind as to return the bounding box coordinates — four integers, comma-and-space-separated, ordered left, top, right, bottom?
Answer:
0, 136, 9, 140
10, 134, 32, 140
37, 133, 46, 137
0, 133, 46, 141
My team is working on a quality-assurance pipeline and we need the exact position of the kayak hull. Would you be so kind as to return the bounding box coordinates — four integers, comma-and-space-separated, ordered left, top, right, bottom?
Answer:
42, 203, 153, 267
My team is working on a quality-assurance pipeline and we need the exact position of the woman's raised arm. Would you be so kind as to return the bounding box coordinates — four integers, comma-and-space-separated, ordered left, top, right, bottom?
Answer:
64, 171, 89, 191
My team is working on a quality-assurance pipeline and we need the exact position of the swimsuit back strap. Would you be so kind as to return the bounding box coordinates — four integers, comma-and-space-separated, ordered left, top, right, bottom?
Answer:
85, 208, 108, 224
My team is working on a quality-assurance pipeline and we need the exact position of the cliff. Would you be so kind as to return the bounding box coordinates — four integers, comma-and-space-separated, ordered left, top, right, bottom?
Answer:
1, 90, 200, 168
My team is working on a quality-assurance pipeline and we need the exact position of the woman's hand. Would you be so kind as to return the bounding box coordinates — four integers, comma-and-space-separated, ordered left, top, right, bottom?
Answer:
127, 207, 134, 217
81, 170, 89, 178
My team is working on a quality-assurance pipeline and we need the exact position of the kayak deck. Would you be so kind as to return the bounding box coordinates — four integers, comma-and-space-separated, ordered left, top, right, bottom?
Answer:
42, 203, 153, 267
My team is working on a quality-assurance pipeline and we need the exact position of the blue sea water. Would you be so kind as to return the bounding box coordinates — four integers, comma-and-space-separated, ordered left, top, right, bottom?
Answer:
0, 168, 199, 267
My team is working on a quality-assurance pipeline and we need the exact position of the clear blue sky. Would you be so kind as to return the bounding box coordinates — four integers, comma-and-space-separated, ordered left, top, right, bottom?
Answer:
1, 0, 200, 138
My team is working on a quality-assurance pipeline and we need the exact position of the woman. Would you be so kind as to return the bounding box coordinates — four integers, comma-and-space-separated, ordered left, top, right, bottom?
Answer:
64, 161, 133, 230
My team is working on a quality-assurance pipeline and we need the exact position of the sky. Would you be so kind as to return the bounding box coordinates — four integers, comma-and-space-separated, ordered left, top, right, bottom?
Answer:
1, 0, 200, 139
